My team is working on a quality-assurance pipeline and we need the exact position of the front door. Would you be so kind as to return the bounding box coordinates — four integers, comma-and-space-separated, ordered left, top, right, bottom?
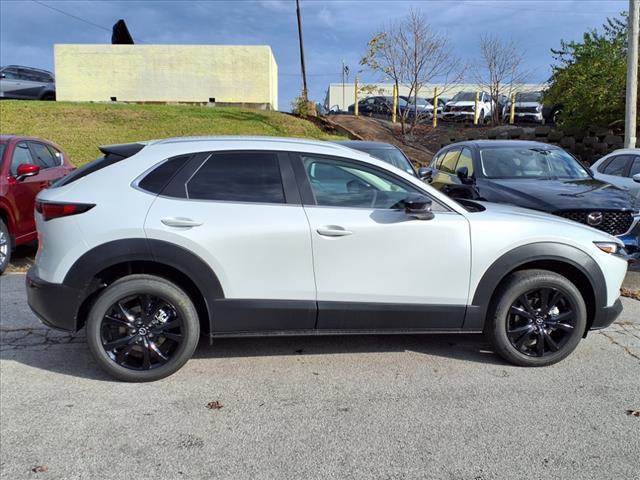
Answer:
294, 153, 471, 331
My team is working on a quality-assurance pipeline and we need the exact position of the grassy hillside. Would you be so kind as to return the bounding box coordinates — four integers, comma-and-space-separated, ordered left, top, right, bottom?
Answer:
0, 101, 343, 165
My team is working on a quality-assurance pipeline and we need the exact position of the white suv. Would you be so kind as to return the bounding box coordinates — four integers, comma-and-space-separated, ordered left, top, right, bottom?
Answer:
27, 137, 628, 381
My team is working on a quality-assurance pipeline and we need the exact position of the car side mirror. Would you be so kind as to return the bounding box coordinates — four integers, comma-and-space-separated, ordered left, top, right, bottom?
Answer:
418, 166, 433, 182
16, 163, 40, 181
456, 166, 474, 185
633, 173, 640, 184
404, 193, 434, 220
0, 73, 5, 79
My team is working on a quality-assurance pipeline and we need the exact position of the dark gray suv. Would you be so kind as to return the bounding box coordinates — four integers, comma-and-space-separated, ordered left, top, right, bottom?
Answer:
0, 65, 55, 100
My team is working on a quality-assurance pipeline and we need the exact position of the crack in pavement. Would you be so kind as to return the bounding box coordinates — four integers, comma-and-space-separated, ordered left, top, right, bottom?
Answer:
598, 330, 640, 361
0, 327, 85, 351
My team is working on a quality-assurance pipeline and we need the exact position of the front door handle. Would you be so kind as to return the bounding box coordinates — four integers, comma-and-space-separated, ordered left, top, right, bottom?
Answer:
161, 217, 203, 228
317, 225, 353, 237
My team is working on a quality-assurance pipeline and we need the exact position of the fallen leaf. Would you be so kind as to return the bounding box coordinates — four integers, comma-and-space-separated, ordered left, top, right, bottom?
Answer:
620, 288, 640, 301
206, 401, 223, 410
31, 466, 48, 473
626, 409, 640, 417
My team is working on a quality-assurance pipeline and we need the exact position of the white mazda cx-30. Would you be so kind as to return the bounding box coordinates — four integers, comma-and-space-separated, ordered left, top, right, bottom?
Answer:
27, 137, 628, 381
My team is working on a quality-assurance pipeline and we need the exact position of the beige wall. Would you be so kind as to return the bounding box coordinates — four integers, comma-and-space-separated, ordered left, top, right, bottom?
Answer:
54, 44, 278, 109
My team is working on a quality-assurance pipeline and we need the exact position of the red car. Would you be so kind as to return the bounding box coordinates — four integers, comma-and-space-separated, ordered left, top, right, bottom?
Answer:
0, 135, 74, 273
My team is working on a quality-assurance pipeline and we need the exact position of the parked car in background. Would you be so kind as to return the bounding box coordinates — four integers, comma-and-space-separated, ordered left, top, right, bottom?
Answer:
542, 101, 563, 125
591, 149, 640, 199
441, 91, 492, 123
0, 135, 73, 273
334, 140, 417, 177
0, 65, 55, 100
28, 137, 627, 381
347, 96, 407, 117
504, 91, 546, 124
420, 140, 640, 256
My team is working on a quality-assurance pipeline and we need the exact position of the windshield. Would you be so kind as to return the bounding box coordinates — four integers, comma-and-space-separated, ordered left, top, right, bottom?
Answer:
451, 92, 477, 102
362, 148, 416, 176
480, 147, 591, 179
515, 92, 542, 102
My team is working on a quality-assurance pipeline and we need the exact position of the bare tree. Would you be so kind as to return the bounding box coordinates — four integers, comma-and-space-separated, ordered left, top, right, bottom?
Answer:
472, 35, 528, 125
361, 10, 463, 135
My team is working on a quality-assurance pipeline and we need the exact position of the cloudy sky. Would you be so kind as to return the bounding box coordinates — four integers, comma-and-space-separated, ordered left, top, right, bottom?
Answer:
0, 0, 627, 110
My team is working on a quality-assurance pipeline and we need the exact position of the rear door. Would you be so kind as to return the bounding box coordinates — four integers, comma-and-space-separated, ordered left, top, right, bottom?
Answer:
292, 152, 471, 331
144, 150, 317, 333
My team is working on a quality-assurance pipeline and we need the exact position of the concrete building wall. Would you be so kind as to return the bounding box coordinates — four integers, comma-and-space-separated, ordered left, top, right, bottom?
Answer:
325, 82, 547, 112
54, 44, 278, 109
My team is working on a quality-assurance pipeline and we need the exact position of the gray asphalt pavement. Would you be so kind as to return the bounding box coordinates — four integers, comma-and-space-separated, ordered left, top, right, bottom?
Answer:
1, 272, 639, 479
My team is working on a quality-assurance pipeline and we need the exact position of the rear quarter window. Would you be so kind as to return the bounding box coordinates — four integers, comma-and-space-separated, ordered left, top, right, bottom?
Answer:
137, 155, 190, 194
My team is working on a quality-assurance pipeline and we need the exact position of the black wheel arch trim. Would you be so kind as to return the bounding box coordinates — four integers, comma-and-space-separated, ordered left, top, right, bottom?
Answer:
464, 242, 608, 331
63, 238, 225, 331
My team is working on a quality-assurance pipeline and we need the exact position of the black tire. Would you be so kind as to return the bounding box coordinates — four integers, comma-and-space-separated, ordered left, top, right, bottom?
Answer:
0, 219, 11, 275
86, 274, 200, 382
486, 269, 586, 367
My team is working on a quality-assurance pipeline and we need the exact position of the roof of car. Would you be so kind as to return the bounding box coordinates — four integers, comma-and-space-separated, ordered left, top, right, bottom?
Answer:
0, 134, 54, 143
334, 140, 399, 150
1, 65, 53, 74
444, 139, 563, 150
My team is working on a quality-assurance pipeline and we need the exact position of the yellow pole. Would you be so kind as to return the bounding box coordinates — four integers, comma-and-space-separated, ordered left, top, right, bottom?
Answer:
392, 83, 398, 123
509, 93, 516, 125
473, 92, 480, 125
432, 87, 438, 128
354, 78, 359, 116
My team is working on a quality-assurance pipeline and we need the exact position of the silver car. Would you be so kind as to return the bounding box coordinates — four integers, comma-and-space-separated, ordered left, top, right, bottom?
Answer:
591, 149, 640, 200
0, 65, 55, 100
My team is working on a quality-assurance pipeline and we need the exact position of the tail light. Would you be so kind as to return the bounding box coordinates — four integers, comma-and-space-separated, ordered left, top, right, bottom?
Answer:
35, 201, 95, 221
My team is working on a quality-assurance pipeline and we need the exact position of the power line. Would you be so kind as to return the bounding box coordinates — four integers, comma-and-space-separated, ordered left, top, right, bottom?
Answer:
31, 0, 112, 32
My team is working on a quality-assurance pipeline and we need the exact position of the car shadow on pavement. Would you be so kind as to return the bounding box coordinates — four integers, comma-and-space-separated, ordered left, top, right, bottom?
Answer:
193, 333, 506, 365
2, 332, 507, 382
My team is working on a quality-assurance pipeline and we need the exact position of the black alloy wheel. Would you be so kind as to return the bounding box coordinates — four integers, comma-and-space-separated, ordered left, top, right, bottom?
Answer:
100, 294, 184, 370
487, 269, 586, 367
87, 274, 200, 381
506, 287, 577, 357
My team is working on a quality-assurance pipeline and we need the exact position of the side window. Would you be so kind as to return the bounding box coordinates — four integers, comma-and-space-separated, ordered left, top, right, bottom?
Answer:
302, 155, 446, 211
138, 155, 190, 194
630, 156, 640, 177
46, 145, 63, 166
431, 153, 443, 168
440, 149, 461, 174
1, 68, 19, 80
186, 152, 285, 203
455, 147, 474, 176
17, 69, 36, 81
29, 142, 57, 169
10, 142, 35, 175
602, 155, 630, 176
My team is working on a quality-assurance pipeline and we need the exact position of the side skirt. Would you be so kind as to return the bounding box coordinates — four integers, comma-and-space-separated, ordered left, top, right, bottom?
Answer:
209, 329, 483, 338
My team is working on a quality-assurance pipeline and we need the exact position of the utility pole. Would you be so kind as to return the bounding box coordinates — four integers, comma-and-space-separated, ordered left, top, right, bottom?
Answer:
342, 60, 345, 112
625, 0, 639, 148
296, 0, 308, 105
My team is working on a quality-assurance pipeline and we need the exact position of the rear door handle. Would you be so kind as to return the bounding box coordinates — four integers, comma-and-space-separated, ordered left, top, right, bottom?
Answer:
317, 225, 353, 237
161, 217, 203, 228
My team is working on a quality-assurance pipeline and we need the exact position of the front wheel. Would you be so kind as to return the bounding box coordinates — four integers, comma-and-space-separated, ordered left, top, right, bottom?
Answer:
0, 219, 11, 274
86, 274, 200, 381
486, 269, 586, 367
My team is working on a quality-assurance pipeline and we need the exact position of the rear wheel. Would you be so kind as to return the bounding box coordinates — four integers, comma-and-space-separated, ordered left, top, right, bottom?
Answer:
0, 219, 11, 274
86, 274, 200, 381
487, 269, 586, 367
